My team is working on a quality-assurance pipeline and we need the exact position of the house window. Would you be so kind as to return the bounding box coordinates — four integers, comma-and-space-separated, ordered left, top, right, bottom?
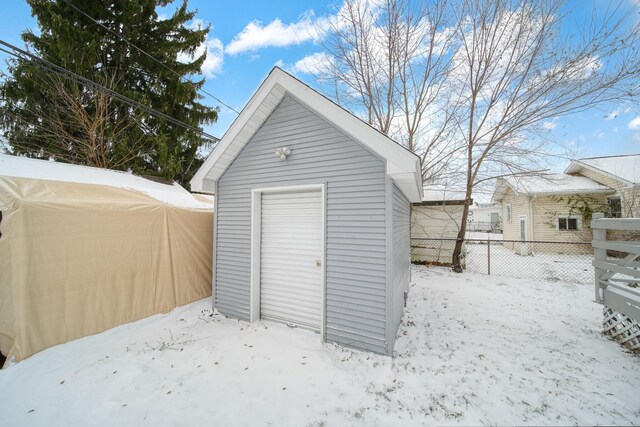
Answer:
506, 204, 512, 222
558, 217, 579, 231
607, 197, 622, 218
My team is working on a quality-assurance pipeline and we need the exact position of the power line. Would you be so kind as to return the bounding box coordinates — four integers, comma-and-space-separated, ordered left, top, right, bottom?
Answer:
60, 0, 241, 115
0, 41, 218, 142
0, 39, 219, 143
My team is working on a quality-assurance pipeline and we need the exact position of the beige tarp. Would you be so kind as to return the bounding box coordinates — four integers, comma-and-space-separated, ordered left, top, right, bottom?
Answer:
0, 176, 213, 361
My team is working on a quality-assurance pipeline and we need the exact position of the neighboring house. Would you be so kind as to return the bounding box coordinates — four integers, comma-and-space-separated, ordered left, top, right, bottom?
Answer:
468, 202, 502, 233
411, 187, 467, 266
190, 67, 422, 356
493, 154, 640, 254
565, 154, 640, 218
0, 154, 214, 361
493, 173, 613, 253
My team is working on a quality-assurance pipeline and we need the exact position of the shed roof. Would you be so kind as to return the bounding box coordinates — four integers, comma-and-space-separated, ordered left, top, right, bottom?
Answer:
421, 185, 467, 203
565, 154, 640, 186
0, 154, 212, 209
190, 67, 423, 202
492, 173, 613, 201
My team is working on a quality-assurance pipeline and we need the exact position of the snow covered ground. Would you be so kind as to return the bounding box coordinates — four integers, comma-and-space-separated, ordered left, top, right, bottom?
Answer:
465, 243, 593, 283
1, 266, 639, 426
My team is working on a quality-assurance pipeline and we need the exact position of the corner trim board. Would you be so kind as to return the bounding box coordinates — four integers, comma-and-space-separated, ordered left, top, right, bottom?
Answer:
384, 175, 394, 356
212, 180, 218, 310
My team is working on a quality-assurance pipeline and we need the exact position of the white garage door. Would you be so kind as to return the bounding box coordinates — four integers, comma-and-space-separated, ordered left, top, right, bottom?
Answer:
260, 189, 323, 330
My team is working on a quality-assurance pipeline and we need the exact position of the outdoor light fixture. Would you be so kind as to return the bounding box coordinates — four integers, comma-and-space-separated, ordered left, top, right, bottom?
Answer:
274, 147, 291, 160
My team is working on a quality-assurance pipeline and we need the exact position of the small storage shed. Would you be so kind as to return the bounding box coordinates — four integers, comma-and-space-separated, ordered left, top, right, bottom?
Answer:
191, 68, 422, 355
411, 186, 467, 266
0, 155, 214, 361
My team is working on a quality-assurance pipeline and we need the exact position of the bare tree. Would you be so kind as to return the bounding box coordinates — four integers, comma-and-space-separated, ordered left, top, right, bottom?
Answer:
317, 0, 462, 183
2, 68, 148, 170
317, 0, 639, 271
447, 0, 640, 271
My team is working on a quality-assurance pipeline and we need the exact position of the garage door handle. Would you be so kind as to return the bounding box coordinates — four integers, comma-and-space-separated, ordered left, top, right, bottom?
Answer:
316, 260, 322, 267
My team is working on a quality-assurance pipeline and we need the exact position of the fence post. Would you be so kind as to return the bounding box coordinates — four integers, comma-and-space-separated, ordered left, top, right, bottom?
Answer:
487, 235, 491, 275
592, 212, 606, 304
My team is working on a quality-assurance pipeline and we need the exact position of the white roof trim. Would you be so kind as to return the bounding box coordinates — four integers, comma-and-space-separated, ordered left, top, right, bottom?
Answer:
191, 67, 423, 202
492, 174, 614, 202
565, 159, 635, 187
523, 188, 614, 196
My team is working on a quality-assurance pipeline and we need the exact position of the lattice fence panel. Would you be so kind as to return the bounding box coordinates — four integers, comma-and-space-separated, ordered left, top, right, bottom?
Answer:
603, 307, 640, 354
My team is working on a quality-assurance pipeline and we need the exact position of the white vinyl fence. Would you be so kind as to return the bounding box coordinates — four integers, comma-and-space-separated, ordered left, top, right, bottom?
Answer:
592, 212, 640, 352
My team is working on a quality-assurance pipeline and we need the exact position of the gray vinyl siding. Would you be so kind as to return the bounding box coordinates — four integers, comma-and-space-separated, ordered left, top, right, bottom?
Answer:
390, 183, 410, 348
215, 94, 389, 354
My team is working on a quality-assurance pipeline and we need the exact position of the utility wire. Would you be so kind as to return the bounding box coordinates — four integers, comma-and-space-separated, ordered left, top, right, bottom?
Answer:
0, 39, 219, 143
60, 0, 241, 115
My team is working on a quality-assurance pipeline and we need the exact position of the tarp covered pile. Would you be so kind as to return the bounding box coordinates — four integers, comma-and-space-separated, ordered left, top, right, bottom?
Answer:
0, 155, 213, 361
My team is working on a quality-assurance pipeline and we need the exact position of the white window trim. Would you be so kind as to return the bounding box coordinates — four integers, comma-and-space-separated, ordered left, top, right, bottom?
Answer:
506, 204, 512, 222
607, 195, 623, 218
250, 183, 326, 341
518, 216, 527, 241
556, 216, 582, 231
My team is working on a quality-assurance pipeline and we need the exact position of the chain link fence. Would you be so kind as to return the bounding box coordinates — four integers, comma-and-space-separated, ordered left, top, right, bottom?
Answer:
466, 221, 502, 233
411, 237, 593, 283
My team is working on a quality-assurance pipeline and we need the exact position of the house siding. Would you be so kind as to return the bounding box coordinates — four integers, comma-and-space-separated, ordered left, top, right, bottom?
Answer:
577, 168, 622, 191
410, 204, 463, 265
576, 168, 640, 217
215, 94, 389, 354
468, 205, 502, 230
390, 183, 410, 350
530, 195, 605, 247
620, 189, 640, 218
500, 188, 601, 253
500, 189, 529, 242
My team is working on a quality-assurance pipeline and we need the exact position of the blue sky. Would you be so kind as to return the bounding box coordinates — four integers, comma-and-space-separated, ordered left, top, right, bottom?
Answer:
1, 0, 639, 170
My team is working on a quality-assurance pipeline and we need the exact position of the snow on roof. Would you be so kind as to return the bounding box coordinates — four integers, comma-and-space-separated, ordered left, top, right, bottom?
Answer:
494, 173, 613, 200
421, 185, 467, 202
565, 154, 640, 186
0, 154, 213, 209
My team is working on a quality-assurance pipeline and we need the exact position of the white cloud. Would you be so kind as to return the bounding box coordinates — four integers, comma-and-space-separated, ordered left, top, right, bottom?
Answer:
542, 121, 556, 130
274, 59, 285, 68
224, 0, 371, 56
605, 107, 620, 120
628, 116, 640, 130
201, 38, 224, 78
291, 52, 333, 75
224, 0, 386, 58
226, 11, 327, 55
178, 19, 224, 78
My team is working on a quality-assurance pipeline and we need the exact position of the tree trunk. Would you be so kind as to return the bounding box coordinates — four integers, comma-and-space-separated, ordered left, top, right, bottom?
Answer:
451, 194, 472, 273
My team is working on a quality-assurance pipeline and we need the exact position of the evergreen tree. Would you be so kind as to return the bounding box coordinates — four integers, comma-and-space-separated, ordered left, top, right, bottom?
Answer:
0, 0, 218, 187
